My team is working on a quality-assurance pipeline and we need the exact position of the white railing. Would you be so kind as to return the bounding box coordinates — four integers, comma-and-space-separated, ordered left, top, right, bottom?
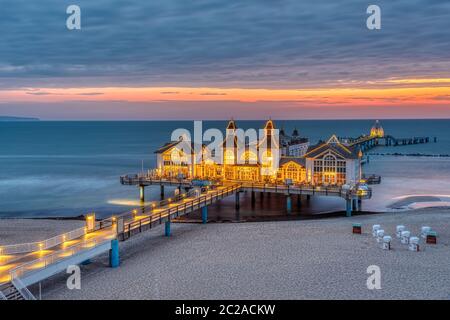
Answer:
0, 291, 6, 300
9, 236, 110, 281
0, 226, 86, 257
11, 277, 36, 300
0, 187, 199, 258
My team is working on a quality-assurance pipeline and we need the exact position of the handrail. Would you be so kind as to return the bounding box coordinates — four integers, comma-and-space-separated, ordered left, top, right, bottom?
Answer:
9, 235, 112, 282
0, 226, 87, 257
120, 174, 193, 186
122, 184, 240, 234
0, 187, 197, 257
0, 291, 6, 300
11, 277, 36, 300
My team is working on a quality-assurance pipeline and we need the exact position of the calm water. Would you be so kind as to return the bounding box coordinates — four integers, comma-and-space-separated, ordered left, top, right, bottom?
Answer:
0, 120, 449, 218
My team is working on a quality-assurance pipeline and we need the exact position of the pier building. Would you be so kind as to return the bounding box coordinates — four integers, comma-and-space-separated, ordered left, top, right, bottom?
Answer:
155, 120, 362, 186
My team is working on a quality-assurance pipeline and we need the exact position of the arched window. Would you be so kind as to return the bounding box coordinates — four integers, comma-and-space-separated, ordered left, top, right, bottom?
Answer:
240, 151, 257, 164
323, 154, 336, 172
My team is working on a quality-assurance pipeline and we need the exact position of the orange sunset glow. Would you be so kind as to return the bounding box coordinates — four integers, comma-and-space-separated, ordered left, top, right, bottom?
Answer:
1, 1, 450, 120
3, 78, 450, 107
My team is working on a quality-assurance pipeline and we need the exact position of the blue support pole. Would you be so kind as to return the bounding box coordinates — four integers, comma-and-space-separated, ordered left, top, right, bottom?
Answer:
286, 195, 292, 214
165, 220, 171, 237
109, 239, 120, 268
352, 199, 358, 212
346, 199, 352, 217
201, 206, 208, 224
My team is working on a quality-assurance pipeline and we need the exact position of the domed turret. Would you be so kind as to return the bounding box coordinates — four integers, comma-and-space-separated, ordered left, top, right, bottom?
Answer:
370, 120, 384, 138
292, 128, 299, 137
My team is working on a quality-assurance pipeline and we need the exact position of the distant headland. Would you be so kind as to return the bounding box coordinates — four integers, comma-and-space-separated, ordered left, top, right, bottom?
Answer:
0, 116, 40, 121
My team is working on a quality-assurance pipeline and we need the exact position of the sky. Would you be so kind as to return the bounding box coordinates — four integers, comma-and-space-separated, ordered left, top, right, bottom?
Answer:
0, 0, 449, 120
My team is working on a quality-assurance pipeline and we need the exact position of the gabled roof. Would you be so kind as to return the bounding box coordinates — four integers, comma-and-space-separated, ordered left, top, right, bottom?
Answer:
154, 139, 205, 154
226, 119, 237, 130
279, 157, 306, 167
305, 135, 359, 159
264, 119, 275, 130
154, 140, 182, 154
327, 134, 340, 144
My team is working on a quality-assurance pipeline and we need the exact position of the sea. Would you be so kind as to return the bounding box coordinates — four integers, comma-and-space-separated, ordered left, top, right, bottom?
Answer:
1, 120, 450, 219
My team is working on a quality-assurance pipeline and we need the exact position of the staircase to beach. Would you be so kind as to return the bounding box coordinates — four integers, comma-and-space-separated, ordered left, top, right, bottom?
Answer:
0, 282, 25, 300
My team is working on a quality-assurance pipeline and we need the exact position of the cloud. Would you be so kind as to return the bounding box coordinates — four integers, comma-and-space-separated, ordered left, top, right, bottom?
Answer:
24, 90, 103, 96
75, 92, 104, 96
3, 100, 450, 120
25, 91, 54, 96
199, 92, 227, 96
432, 95, 450, 101
0, 0, 449, 90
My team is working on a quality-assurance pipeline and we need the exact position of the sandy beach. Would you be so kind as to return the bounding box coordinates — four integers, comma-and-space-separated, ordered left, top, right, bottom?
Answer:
0, 219, 84, 245
3, 208, 446, 300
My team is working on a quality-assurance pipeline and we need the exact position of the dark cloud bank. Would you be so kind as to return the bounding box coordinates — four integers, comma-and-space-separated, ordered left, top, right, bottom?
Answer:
0, 0, 449, 89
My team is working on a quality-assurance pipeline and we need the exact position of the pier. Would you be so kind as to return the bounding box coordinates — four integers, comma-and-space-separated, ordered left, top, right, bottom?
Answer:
0, 177, 369, 299
120, 174, 372, 218
0, 184, 240, 299
339, 134, 434, 153
1, 119, 389, 299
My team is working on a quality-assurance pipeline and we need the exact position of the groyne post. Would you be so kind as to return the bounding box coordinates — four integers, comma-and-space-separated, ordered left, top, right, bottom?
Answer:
201, 206, 208, 224
160, 185, 165, 200
139, 185, 145, 202
109, 239, 120, 268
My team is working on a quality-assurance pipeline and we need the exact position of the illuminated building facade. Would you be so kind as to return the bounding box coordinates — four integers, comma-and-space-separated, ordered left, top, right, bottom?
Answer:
370, 120, 385, 138
155, 120, 362, 186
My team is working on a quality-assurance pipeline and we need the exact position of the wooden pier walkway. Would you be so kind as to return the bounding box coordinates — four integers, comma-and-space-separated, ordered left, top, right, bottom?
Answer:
340, 134, 435, 152
0, 184, 239, 298
120, 175, 371, 200
119, 184, 239, 240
